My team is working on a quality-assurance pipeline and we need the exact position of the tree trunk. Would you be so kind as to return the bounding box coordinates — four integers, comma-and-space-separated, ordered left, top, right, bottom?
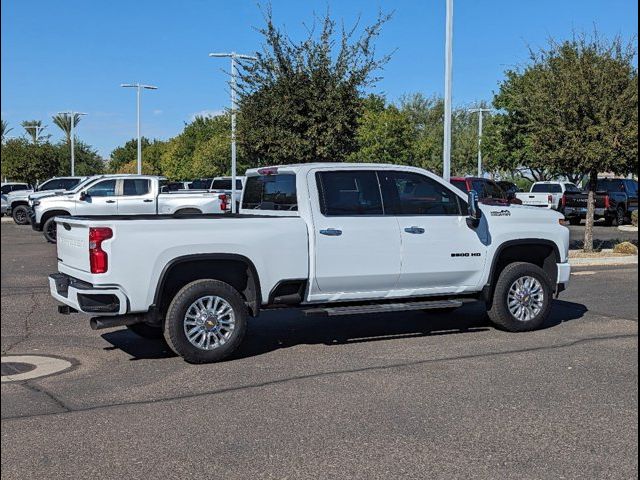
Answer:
583, 169, 598, 253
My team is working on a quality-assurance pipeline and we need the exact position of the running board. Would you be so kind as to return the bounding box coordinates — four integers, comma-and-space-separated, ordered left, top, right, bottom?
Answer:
303, 299, 465, 317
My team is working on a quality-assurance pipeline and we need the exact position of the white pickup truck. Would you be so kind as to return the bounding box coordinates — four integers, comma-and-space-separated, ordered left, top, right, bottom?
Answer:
49, 163, 571, 363
516, 181, 582, 210
31, 175, 229, 243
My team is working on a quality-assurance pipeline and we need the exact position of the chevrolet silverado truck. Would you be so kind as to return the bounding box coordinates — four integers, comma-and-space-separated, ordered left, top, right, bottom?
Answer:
32, 175, 229, 243
515, 181, 582, 210
6, 176, 85, 225
49, 163, 571, 363
563, 178, 638, 226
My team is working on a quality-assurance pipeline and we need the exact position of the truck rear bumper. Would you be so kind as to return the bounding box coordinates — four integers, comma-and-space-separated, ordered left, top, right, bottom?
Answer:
49, 273, 128, 316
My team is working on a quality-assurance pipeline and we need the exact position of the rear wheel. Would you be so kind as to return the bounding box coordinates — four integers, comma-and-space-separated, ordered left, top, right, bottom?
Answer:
163, 279, 248, 363
43, 217, 58, 243
487, 262, 552, 332
12, 205, 29, 225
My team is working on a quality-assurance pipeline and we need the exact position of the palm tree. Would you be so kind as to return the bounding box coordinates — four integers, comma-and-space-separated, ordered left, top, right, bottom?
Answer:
21, 120, 46, 144
52, 113, 82, 143
1, 119, 12, 142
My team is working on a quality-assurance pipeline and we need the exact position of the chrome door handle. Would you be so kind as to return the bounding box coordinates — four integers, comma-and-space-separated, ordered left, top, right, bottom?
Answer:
106, 200, 116, 204
320, 228, 342, 236
404, 226, 425, 234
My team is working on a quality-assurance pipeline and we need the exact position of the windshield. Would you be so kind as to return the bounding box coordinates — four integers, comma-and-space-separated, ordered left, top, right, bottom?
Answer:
564, 183, 581, 193
68, 177, 100, 193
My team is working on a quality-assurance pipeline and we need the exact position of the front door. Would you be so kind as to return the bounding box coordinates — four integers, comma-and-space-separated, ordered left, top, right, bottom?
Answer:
378, 171, 488, 292
311, 170, 401, 295
76, 179, 118, 215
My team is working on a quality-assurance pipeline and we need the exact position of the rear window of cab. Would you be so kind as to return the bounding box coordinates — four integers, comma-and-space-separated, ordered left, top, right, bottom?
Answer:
242, 174, 298, 211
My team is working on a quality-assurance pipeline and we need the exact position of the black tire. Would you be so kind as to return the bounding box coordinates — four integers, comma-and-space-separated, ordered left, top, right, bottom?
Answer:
127, 323, 164, 339
487, 262, 553, 332
164, 279, 248, 363
42, 217, 58, 243
568, 217, 581, 226
613, 206, 626, 226
12, 205, 29, 225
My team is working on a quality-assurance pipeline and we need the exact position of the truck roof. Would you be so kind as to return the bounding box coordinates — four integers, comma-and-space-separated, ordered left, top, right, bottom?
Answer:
245, 163, 440, 176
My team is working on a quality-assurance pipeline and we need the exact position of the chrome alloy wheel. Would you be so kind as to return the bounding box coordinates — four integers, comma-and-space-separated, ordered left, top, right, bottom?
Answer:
183, 295, 236, 350
507, 276, 545, 322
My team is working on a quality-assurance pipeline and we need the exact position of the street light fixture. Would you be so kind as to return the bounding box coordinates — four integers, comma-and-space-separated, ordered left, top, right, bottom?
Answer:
120, 83, 158, 175
442, 0, 454, 182
57, 111, 87, 176
209, 52, 257, 214
469, 107, 492, 177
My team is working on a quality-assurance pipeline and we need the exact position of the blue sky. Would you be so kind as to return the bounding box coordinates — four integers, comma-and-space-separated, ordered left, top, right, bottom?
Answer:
1, 0, 637, 158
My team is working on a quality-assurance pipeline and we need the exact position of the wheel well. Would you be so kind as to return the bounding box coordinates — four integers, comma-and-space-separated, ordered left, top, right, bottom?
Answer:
155, 256, 260, 318
10, 201, 28, 210
41, 210, 71, 224
174, 208, 202, 215
486, 242, 559, 302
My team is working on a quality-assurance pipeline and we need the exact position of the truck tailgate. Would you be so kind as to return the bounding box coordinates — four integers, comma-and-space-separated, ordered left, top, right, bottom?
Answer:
56, 218, 91, 273
516, 193, 551, 206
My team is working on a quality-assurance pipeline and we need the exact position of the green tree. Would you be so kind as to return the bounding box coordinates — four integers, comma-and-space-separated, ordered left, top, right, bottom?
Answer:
52, 113, 82, 144
21, 120, 48, 144
1, 119, 12, 143
55, 141, 105, 177
237, 7, 392, 165
160, 115, 233, 179
491, 33, 638, 251
0, 138, 59, 184
108, 138, 152, 173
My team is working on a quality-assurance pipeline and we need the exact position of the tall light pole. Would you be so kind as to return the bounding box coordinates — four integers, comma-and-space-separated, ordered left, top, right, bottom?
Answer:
57, 111, 87, 176
121, 83, 158, 175
209, 52, 257, 213
469, 107, 491, 177
442, 0, 454, 182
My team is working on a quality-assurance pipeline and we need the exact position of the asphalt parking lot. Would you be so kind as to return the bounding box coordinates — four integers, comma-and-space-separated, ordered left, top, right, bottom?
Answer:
1, 222, 638, 479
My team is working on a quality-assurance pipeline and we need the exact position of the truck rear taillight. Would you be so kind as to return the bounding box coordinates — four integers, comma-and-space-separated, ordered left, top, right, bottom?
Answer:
561, 194, 566, 207
218, 194, 229, 212
547, 194, 553, 205
89, 227, 113, 274
604, 195, 611, 209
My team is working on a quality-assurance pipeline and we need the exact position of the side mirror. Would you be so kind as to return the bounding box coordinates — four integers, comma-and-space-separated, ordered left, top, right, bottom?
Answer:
467, 190, 481, 228
79, 192, 88, 201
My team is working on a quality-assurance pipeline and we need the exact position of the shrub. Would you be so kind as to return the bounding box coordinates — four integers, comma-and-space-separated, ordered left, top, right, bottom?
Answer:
632, 210, 638, 227
613, 241, 638, 255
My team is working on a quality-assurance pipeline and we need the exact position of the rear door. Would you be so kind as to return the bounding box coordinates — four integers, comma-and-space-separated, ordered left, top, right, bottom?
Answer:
310, 170, 401, 294
76, 179, 118, 215
379, 170, 487, 291
117, 179, 156, 214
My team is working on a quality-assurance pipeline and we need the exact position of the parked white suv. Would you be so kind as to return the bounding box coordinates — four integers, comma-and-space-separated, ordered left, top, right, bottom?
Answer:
31, 175, 229, 242
6, 177, 85, 225
50, 163, 571, 363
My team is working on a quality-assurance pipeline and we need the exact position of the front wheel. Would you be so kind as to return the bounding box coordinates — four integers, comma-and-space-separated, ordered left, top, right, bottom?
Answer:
487, 262, 552, 332
42, 217, 58, 243
12, 205, 29, 225
164, 279, 248, 363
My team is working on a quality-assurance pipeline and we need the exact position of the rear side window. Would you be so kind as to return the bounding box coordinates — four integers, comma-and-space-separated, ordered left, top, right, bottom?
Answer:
485, 181, 506, 200
242, 174, 297, 211
87, 180, 117, 197
471, 180, 487, 196
532, 183, 561, 193
380, 171, 464, 216
211, 179, 243, 190
189, 179, 213, 190
564, 184, 581, 193
123, 179, 150, 196
316, 171, 383, 216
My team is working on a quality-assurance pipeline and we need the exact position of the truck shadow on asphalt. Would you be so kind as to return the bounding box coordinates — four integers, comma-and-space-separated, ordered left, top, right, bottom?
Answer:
100, 299, 588, 362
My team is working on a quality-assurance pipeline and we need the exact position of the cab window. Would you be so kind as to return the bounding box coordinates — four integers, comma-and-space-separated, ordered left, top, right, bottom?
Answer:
86, 180, 117, 197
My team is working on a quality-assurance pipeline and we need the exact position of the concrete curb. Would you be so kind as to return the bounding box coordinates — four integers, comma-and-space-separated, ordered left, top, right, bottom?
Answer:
569, 255, 638, 267
1, 216, 14, 223
617, 225, 638, 232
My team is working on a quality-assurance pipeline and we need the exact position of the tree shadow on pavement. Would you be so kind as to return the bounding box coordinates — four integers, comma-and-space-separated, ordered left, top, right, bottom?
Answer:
99, 299, 588, 362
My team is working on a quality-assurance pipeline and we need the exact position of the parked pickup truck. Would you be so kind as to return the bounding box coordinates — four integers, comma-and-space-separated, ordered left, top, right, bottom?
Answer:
31, 175, 229, 243
516, 181, 582, 210
190, 176, 245, 209
563, 178, 638, 226
49, 163, 571, 363
6, 176, 85, 225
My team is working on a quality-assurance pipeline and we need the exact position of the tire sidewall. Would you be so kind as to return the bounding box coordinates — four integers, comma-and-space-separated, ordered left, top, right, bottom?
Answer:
490, 263, 552, 332
164, 279, 248, 363
12, 206, 29, 225
43, 217, 57, 243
